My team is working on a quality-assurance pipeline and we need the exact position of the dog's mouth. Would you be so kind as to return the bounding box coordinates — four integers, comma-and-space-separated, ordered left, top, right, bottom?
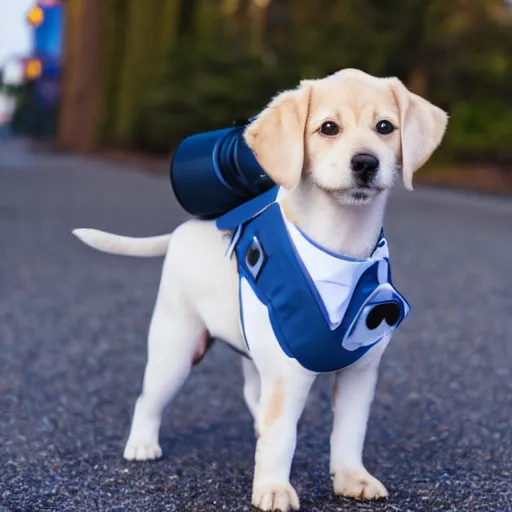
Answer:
320, 184, 384, 203
351, 189, 372, 201
350, 184, 384, 199
311, 175, 387, 204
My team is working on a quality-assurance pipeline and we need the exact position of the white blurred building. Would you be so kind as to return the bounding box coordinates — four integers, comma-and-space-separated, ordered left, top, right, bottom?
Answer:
0, 91, 15, 129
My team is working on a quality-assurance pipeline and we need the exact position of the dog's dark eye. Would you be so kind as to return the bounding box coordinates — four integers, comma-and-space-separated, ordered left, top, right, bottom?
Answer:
320, 121, 340, 136
375, 120, 395, 135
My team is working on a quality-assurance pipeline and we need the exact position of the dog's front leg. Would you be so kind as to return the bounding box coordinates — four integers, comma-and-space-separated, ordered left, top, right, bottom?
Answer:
330, 339, 390, 500
251, 364, 316, 512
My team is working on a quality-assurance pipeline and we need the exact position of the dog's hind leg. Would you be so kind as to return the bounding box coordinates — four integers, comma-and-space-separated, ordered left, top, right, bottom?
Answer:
123, 295, 207, 461
242, 357, 261, 423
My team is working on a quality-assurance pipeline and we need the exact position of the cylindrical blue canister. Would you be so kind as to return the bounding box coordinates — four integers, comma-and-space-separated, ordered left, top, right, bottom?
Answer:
170, 120, 274, 219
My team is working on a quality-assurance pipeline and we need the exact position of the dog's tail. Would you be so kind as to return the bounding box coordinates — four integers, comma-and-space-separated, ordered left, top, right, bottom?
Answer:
72, 229, 172, 257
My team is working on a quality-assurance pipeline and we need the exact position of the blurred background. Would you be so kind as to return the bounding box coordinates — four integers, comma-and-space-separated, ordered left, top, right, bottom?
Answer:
2, 3, 512, 510
1, 0, 512, 189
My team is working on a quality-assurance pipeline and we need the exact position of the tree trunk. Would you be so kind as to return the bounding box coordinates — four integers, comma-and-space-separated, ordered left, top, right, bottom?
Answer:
57, 0, 82, 150
115, 0, 161, 145
267, 0, 291, 50
75, 0, 102, 151
249, 0, 271, 54
98, 0, 128, 146
57, 0, 102, 152
160, 0, 181, 55
178, 0, 198, 39
227, 0, 252, 50
402, 0, 430, 95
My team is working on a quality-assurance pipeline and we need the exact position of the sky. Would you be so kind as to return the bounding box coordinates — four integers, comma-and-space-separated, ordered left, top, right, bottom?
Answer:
0, 0, 35, 69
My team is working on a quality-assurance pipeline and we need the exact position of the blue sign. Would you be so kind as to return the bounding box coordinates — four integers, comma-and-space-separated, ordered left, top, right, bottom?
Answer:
34, 3, 63, 61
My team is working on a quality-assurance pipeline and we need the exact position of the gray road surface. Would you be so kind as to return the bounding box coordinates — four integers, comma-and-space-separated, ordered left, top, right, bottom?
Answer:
1, 139, 511, 511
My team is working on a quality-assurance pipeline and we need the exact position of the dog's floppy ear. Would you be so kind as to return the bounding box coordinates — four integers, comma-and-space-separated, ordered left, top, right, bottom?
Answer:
244, 82, 312, 190
390, 79, 448, 190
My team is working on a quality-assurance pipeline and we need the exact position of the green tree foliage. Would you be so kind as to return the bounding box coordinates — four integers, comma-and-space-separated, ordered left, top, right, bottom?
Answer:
94, 0, 512, 162
135, 39, 300, 152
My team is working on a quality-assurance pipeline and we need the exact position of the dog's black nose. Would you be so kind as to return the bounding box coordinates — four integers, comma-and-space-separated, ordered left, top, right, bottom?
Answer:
351, 153, 379, 183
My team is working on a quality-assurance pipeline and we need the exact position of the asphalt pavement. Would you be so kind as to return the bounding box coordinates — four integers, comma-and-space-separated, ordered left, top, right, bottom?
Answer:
1, 139, 511, 512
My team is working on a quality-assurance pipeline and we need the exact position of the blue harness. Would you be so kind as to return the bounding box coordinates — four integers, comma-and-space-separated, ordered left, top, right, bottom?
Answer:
216, 187, 410, 373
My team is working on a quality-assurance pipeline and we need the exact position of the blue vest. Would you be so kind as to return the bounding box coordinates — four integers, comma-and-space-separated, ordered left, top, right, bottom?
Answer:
216, 187, 410, 373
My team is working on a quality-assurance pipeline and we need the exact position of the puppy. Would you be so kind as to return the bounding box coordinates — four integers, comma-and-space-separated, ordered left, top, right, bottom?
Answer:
73, 69, 448, 511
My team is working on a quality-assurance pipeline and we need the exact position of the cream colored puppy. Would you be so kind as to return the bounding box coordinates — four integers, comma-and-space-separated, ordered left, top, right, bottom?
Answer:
73, 69, 448, 512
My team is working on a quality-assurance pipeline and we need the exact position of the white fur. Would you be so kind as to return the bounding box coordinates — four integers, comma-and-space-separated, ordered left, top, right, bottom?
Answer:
72, 229, 171, 257
73, 70, 447, 511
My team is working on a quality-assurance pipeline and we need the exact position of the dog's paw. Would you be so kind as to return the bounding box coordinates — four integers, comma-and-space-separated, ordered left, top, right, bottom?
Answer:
123, 440, 162, 461
252, 482, 300, 511
333, 467, 388, 500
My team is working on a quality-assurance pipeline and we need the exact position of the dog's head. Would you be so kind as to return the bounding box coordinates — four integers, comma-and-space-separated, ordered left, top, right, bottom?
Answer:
244, 69, 448, 205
